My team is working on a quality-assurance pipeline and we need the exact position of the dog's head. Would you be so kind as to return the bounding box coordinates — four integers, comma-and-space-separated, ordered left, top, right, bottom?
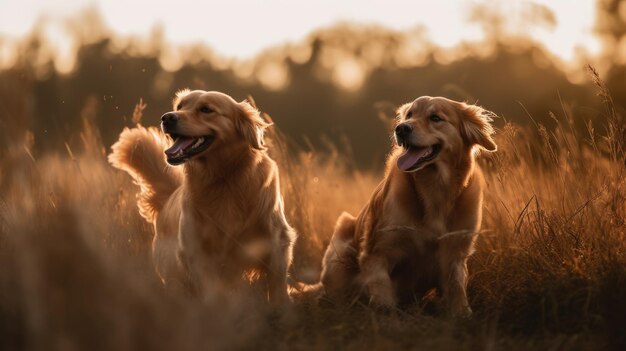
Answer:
160, 90, 271, 165
393, 96, 497, 172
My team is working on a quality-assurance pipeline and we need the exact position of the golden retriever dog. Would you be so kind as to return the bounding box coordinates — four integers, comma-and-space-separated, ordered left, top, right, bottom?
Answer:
108, 90, 296, 306
309, 96, 497, 317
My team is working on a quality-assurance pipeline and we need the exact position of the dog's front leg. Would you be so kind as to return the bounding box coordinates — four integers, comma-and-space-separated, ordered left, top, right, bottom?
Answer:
178, 244, 217, 301
439, 258, 471, 317
360, 253, 395, 308
267, 227, 294, 307
267, 253, 289, 307
437, 231, 476, 317
179, 212, 217, 301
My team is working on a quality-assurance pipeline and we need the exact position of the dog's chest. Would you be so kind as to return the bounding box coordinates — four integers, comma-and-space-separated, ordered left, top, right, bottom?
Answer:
180, 200, 270, 262
382, 190, 452, 238
199, 204, 247, 237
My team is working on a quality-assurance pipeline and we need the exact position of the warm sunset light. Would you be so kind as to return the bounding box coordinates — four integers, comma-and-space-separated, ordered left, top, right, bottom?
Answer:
0, 0, 602, 69
2, 1, 625, 350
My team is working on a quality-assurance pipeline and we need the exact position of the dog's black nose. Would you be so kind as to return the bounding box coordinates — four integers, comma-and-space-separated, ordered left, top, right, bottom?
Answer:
161, 113, 179, 129
395, 123, 413, 141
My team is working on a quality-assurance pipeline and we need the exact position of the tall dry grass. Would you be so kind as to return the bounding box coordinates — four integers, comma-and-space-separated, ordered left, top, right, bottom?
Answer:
1, 71, 625, 350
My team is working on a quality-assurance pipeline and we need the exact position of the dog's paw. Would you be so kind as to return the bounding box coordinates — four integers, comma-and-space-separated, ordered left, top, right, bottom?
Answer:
267, 304, 298, 329
367, 293, 396, 314
449, 305, 473, 319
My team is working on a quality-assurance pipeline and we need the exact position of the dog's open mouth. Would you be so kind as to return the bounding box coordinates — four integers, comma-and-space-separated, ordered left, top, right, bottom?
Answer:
397, 144, 441, 172
164, 134, 215, 165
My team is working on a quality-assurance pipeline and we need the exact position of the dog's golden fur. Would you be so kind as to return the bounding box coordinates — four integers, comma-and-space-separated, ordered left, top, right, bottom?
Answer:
312, 96, 497, 316
109, 90, 296, 305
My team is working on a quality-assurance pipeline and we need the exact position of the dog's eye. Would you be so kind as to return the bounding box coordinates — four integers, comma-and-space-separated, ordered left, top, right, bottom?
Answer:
406, 111, 413, 119
199, 106, 213, 114
176, 104, 182, 111
430, 114, 443, 122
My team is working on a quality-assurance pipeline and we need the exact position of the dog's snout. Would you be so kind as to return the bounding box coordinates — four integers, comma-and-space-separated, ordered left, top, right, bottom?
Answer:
395, 123, 413, 141
161, 113, 179, 129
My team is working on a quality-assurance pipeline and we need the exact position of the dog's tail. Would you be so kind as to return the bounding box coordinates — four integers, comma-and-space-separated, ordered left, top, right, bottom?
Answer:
289, 212, 359, 302
108, 125, 182, 222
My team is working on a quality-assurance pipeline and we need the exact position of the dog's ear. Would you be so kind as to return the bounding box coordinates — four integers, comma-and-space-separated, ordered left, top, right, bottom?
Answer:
172, 88, 191, 110
237, 100, 272, 150
374, 101, 401, 131
458, 103, 497, 152
395, 102, 412, 124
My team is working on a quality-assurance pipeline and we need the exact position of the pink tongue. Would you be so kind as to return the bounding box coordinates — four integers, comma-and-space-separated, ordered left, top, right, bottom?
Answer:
165, 137, 195, 157
397, 146, 432, 171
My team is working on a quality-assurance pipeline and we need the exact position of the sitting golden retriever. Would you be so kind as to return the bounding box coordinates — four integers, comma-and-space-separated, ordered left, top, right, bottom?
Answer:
310, 96, 497, 316
108, 90, 296, 306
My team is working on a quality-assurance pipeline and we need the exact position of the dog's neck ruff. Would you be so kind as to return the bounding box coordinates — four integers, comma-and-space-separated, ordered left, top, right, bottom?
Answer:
406, 152, 474, 224
183, 147, 263, 192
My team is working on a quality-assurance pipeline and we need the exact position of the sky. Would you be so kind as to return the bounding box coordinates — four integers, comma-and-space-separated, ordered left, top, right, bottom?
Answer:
0, 0, 601, 63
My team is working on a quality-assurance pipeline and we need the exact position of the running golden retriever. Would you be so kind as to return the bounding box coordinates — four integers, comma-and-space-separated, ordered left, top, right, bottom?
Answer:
309, 96, 497, 317
109, 90, 296, 306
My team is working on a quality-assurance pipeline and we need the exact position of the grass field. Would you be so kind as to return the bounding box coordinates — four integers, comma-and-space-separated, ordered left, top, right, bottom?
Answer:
1, 69, 625, 351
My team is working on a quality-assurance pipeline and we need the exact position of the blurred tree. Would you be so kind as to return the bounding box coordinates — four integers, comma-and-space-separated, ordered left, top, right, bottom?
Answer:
595, 0, 626, 70
596, 0, 626, 57
0, 13, 609, 168
468, 2, 556, 42
594, 0, 626, 162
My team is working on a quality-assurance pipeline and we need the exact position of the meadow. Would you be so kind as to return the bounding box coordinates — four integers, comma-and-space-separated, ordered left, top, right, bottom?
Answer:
0, 63, 624, 351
